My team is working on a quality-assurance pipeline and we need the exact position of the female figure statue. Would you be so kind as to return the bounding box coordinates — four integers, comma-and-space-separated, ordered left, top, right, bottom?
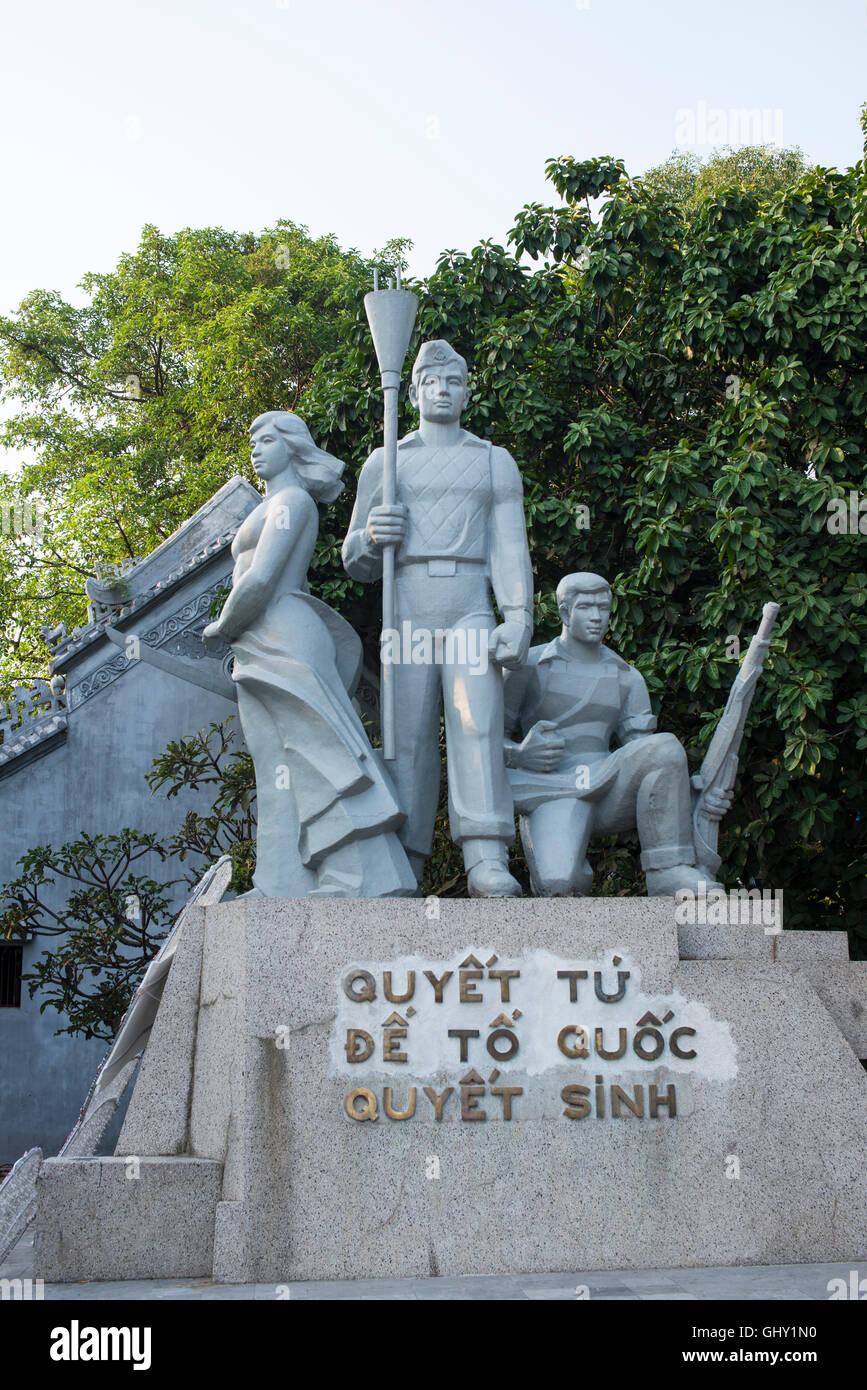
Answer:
202, 411, 414, 898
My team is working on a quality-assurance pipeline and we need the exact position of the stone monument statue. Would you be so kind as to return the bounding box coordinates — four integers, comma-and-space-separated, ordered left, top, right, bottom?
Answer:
503, 572, 732, 896
342, 339, 534, 897
202, 411, 415, 898
22, 294, 867, 1298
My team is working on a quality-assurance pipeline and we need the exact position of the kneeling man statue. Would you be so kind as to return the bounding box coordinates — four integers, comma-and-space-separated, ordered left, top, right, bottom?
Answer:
503, 572, 731, 897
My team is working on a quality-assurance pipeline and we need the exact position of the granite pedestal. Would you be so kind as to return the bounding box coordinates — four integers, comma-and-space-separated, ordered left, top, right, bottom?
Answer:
32, 898, 867, 1283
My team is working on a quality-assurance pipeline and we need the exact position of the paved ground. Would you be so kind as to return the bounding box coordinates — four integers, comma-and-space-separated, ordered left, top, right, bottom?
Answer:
2, 1232, 863, 1300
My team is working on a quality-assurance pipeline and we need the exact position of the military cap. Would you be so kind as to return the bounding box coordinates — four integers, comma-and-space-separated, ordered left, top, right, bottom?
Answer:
411, 339, 468, 383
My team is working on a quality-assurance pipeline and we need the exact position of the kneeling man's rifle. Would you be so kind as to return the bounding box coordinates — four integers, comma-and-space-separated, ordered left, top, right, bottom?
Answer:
693, 601, 780, 876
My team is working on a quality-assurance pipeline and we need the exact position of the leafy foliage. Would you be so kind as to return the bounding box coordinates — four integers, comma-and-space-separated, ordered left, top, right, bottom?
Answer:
302, 113, 867, 943
641, 145, 813, 211
146, 717, 256, 893
3, 122, 866, 951
0, 721, 257, 1038
0, 831, 178, 1040
0, 224, 408, 692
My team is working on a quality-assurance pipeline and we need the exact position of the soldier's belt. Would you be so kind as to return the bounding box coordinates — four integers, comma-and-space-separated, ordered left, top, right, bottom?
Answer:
397, 557, 488, 577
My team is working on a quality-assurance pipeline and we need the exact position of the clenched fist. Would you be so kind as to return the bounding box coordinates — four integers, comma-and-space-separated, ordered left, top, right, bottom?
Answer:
366, 503, 408, 549
488, 620, 531, 670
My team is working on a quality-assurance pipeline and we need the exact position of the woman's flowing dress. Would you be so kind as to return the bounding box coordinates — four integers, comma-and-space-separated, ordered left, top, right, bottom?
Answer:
232, 589, 414, 896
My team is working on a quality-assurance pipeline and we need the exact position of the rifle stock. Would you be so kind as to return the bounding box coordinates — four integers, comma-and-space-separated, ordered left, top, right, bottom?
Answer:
693, 602, 780, 875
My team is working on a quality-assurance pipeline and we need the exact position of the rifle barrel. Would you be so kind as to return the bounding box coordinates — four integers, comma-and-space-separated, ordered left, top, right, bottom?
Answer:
693, 600, 780, 873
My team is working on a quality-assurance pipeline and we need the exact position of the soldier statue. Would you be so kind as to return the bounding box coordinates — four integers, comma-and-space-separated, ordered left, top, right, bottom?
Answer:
342, 339, 533, 896
503, 572, 732, 897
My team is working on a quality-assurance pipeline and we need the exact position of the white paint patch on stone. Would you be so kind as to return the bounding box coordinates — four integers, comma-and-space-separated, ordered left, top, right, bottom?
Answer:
329, 947, 737, 1082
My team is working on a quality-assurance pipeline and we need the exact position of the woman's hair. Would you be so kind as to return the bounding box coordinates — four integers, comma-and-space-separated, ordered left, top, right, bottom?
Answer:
249, 411, 345, 504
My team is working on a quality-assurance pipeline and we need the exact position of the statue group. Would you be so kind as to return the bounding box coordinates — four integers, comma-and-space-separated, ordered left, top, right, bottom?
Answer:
203, 328, 774, 900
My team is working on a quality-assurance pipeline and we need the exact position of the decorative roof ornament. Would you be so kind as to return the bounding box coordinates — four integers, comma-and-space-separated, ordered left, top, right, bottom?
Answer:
85, 566, 131, 622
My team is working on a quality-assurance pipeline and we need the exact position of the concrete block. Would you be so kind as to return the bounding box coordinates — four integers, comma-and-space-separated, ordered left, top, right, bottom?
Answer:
774, 930, 850, 962
117, 909, 206, 1156
678, 922, 775, 960
781, 961, 867, 1058
33, 898, 867, 1285
191, 898, 867, 1282
33, 1157, 222, 1282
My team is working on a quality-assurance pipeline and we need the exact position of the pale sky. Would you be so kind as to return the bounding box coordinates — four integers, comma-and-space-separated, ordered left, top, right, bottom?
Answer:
0, 0, 865, 336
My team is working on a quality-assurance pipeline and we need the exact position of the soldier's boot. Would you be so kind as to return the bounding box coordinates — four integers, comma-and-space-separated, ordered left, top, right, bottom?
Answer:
463, 838, 521, 898
528, 859, 593, 897
640, 824, 722, 898
645, 864, 724, 896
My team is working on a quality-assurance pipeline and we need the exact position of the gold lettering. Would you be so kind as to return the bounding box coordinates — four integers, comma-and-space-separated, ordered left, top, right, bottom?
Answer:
344, 1028, 374, 1063
594, 1026, 627, 1060
460, 1085, 486, 1121
447, 1028, 479, 1062
633, 1027, 664, 1061
557, 1024, 589, 1059
486, 1028, 519, 1061
383, 1027, 408, 1063
344, 1088, 378, 1121
649, 1083, 677, 1118
669, 1026, 697, 1059
342, 969, 376, 1003
383, 1086, 417, 1120
490, 1085, 523, 1120
561, 1083, 591, 1119
459, 970, 484, 1003
383, 970, 416, 1003
487, 968, 520, 1002
423, 969, 453, 1002
611, 1084, 644, 1118
557, 970, 588, 1002
593, 968, 630, 1003
423, 1086, 454, 1120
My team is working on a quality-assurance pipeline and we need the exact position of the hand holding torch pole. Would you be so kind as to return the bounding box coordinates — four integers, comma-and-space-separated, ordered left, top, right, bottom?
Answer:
363, 268, 418, 760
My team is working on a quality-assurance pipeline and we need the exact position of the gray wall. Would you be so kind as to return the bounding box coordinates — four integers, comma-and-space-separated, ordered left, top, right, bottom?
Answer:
0, 560, 243, 1162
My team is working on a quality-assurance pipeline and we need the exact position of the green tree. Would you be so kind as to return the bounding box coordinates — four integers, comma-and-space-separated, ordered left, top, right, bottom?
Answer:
641, 145, 812, 210
4, 117, 867, 946
146, 717, 256, 893
0, 830, 178, 1041
0, 720, 256, 1038
0, 224, 408, 694
301, 113, 867, 940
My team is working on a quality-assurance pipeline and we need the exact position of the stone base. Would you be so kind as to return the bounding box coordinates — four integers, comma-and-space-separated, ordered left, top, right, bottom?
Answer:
32, 898, 867, 1283
34, 1157, 222, 1282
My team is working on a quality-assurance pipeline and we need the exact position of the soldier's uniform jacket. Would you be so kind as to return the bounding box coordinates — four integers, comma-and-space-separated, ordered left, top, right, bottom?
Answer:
341, 423, 532, 856
394, 431, 491, 567
342, 430, 531, 617
504, 637, 657, 769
